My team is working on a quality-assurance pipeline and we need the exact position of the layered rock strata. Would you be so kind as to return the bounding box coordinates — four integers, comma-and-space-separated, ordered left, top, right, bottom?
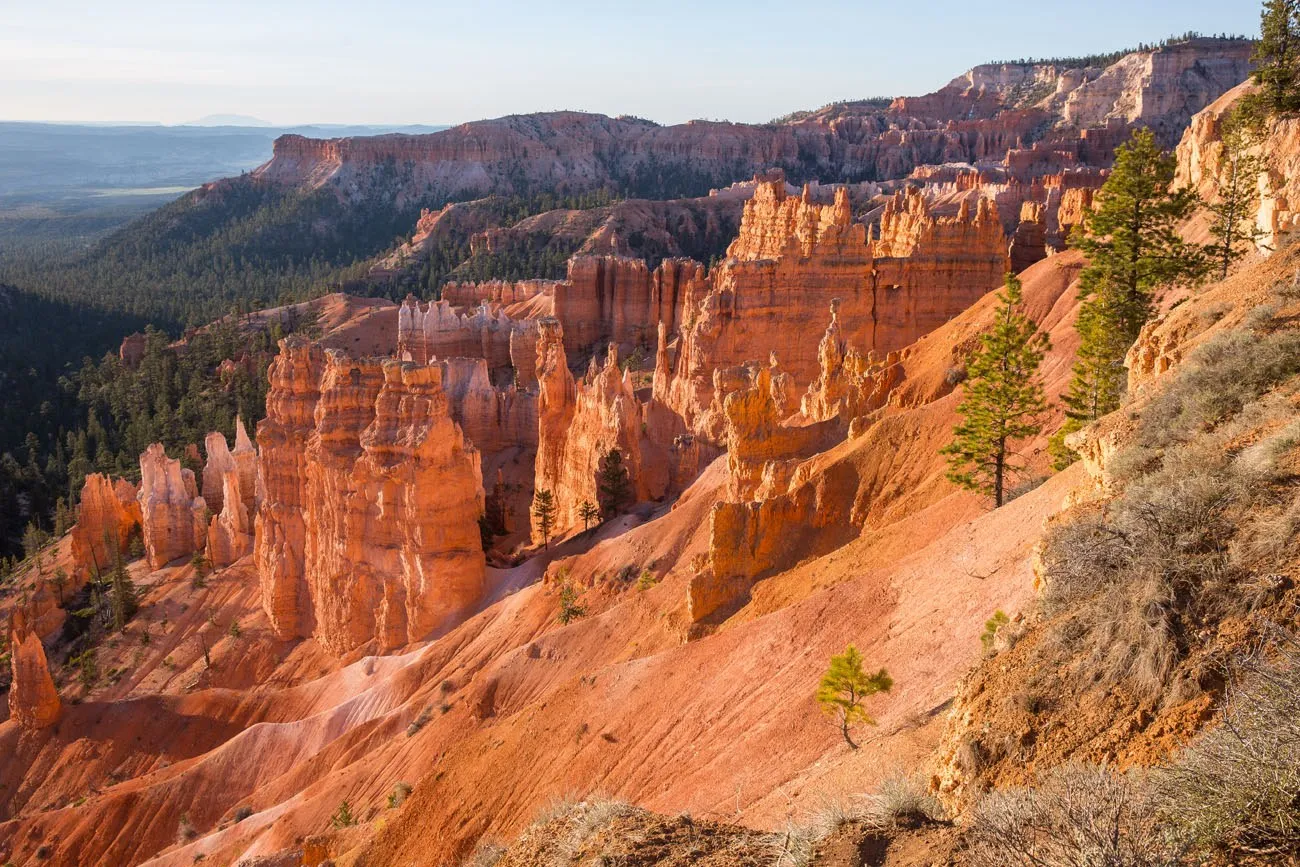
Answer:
7, 609, 61, 730
70, 474, 143, 579
255, 338, 487, 654
666, 181, 1006, 439
137, 443, 207, 570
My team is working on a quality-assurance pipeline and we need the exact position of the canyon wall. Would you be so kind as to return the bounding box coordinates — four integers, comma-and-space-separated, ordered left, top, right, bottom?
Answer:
254, 338, 487, 654
1177, 81, 1300, 254
665, 181, 1006, 439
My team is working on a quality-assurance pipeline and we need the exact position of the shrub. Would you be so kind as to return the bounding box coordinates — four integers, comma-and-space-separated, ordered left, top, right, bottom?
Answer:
177, 814, 198, 843
387, 782, 413, 809
1154, 637, 1300, 859
979, 610, 1010, 654
330, 800, 357, 829
232, 805, 253, 822
967, 765, 1184, 867
864, 774, 943, 828
461, 840, 506, 867
1139, 329, 1300, 450
406, 704, 433, 737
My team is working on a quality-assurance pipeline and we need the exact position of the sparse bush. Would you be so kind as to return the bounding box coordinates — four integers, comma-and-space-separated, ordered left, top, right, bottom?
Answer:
406, 704, 433, 737
636, 569, 659, 591
768, 822, 817, 867
968, 765, 1184, 867
232, 805, 253, 823
330, 799, 357, 829
460, 839, 506, 867
177, 813, 198, 843
1154, 637, 1300, 859
980, 610, 1010, 654
865, 774, 944, 828
1139, 329, 1300, 450
387, 782, 413, 809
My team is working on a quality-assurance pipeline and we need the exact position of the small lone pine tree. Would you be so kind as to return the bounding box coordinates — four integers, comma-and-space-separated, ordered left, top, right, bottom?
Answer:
1250, 0, 1300, 116
941, 274, 1050, 507
532, 489, 557, 548
1209, 113, 1268, 279
816, 645, 892, 749
578, 500, 601, 531
109, 559, 138, 632
598, 448, 632, 516
1055, 128, 1209, 465
557, 583, 586, 624
330, 800, 357, 828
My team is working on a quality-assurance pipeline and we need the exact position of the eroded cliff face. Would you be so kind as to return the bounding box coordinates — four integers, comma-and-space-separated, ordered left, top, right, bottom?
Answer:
70, 474, 143, 580
7, 609, 61, 730
665, 181, 1005, 439
254, 338, 486, 654
137, 443, 206, 571
1177, 81, 1300, 254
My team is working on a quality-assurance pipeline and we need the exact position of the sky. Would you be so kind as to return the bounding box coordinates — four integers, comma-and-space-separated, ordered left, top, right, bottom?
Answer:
0, 0, 1261, 127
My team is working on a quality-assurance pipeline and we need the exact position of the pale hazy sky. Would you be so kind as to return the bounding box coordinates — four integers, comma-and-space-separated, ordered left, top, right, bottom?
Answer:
0, 0, 1260, 127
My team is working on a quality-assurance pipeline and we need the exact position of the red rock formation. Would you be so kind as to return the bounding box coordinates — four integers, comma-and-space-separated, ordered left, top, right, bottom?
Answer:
255, 338, 326, 640
800, 300, 905, 425
533, 326, 649, 541
1054, 187, 1094, 248
666, 181, 1005, 440
137, 443, 206, 570
254, 338, 486, 654
1009, 201, 1048, 272
440, 357, 538, 458
442, 279, 558, 309
552, 256, 703, 357
70, 474, 143, 580
118, 332, 147, 368
201, 418, 257, 516
207, 470, 253, 568
1177, 81, 1300, 254
7, 609, 61, 729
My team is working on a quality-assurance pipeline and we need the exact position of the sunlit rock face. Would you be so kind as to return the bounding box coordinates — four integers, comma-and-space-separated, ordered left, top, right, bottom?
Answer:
254, 337, 486, 655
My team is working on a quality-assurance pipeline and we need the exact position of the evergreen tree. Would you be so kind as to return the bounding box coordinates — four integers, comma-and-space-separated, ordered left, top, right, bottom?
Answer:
941, 274, 1050, 507
557, 582, 586, 624
1054, 128, 1209, 465
109, 557, 138, 632
816, 645, 892, 749
531, 489, 557, 548
1209, 113, 1268, 279
1251, 0, 1300, 116
598, 448, 632, 517
578, 500, 601, 531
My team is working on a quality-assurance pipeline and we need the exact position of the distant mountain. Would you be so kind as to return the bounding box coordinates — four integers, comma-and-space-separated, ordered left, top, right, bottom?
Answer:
0, 121, 450, 247
184, 113, 275, 127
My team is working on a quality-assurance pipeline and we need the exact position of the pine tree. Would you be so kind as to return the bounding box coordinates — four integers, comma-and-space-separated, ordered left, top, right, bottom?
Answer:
109, 557, 138, 632
531, 489, 557, 548
816, 645, 892, 749
1209, 113, 1268, 279
1055, 128, 1209, 465
557, 582, 586, 624
578, 500, 601, 531
941, 274, 1050, 507
1251, 0, 1300, 116
598, 448, 632, 517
